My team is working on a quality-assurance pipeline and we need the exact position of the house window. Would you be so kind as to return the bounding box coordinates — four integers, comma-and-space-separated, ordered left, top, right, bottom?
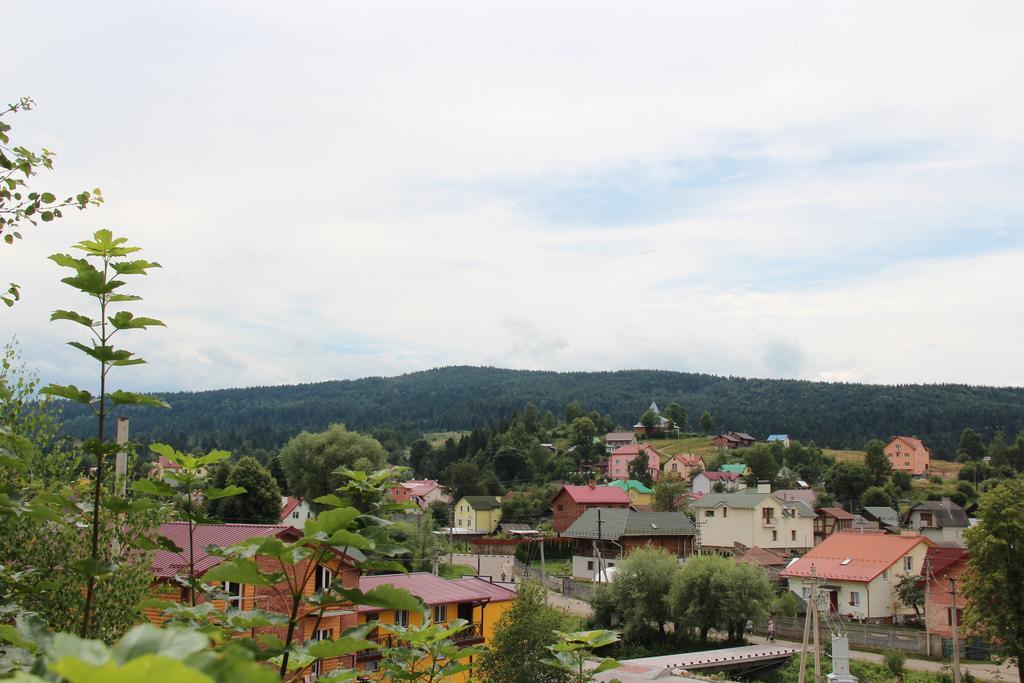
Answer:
292, 510, 300, 519
587, 561, 594, 571
314, 565, 333, 593
311, 629, 332, 676
722, 508, 728, 518
395, 610, 409, 627
772, 530, 778, 542
903, 556, 914, 571
433, 605, 447, 624
802, 587, 811, 600
850, 591, 861, 607
946, 608, 964, 626
671, 463, 677, 471
791, 530, 797, 542
705, 510, 715, 518
363, 659, 379, 672
221, 581, 243, 608
557, 504, 564, 512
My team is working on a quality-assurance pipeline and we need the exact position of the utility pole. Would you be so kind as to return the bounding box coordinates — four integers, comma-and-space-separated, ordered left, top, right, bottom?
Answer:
596, 509, 605, 583
949, 576, 962, 683
799, 564, 823, 683
538, 537, 548, 604
812, 565, 822, 683
114, 417, 129, 497
924, 555, 933, 657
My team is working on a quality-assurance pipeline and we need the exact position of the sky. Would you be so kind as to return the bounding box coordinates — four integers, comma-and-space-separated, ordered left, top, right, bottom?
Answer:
4, 1, 1024, 394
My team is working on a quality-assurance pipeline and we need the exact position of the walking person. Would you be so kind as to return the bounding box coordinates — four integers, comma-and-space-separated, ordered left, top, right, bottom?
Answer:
767, 617, 776, 644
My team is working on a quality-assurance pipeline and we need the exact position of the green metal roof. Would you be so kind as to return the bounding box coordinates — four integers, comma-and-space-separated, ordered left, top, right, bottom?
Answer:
691, 490, 815, 518
460, 496, 501, 511
720, 463, 748, 474
561, 508, 696, 540
606, 479, 653, 494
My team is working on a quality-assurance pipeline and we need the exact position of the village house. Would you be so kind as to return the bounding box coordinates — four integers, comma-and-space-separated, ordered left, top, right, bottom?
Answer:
772, 489, 817, 507
145, 522, 363, 679
604, 431, 637, 453
549, 483, 631, 533
387, 479, 450, 511
814, 507, 855, 544
662, 453, 705, 480
691, 470, 743, 494
560, 508, 696, 580
731, 544, 791, 582
921, 546, 970, 638
353, 572, 515, 681
606, 479, 653, 507
781, 531, 934, 623
884, 436, 931, 476
606, 443, 661, 482
280, 496, 314, 523
902, 499, 970, 547
632, 402, 676, 437
862, 506, 902, 534
453, 496, 502, 533
766, 434, 792, 448
713, 432, 758, 449
690, 483, 815, 552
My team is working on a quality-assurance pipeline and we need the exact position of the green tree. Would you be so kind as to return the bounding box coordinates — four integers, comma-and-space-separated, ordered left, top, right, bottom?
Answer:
428, 499, 450, 528
891, 469, 912, 491
957, 427, 985, 462
604, 547, 678, 641
823, 461, 874, 512
564, 401, 584, 424
653, 476, 688, 512
0, 97, 103, 306
627, 450, 654, 487
542, 630, 619, 683
442, 459, 501, 504
987, 430, 1009, 468
279, 424, 388, 504
963, 477, 1024, 682
523, 402, 541, 435
40, 230, 167, 638
744, 445, 778, 485
665, 402, 687, 432
568, 417, 598, 461
202, 460, 233, 519
861, 486, 895, 509
720, 562, 774, 642
895, 574, 924, 620
216, 456, 281, 523
699, 410, 714, 436
478, 580, 571, 683
268, 453, 288, 493
639, 409, 658, 436
668, 554, 731, 643
863, 439, 891, 486
493, 445, 530, 485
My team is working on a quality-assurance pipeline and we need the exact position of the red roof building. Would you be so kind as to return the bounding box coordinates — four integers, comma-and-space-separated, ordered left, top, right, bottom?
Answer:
884, 436, 931, 476
607, 443, 661, 482
814, 507, 855, 544
549, 483, 631, 533
662, 453, 705, 480
922, 547, 970, 637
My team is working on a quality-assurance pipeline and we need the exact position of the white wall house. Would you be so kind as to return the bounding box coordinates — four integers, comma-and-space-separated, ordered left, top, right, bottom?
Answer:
690, 484, 815, 552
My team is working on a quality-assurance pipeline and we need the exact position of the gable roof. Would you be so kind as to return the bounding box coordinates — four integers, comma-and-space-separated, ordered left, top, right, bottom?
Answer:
153, 522, 299, 579
401, 479, 442, 497
773, 489, 817, 505
609, 443, 660, 459
280, 496, 304, 520
781, 532, 932, 583
720, 464, 748, 474
461, 496, 501, 511
734, 544, 790, 568
698, 470, 742, 482
906, 500, 970, 528
664, 453, 704, 467
692, 490, 815, 517
923, 547, 969, 577
817, 507, 855, 520
555, 484, 632, 505
605, 432, 636, 442
561, 508, 696, 540
767, 434, 789, 441
357, 573, 513, 611
732, 432, 756, 441
889, 436, 928, 452
862, 506, 900, 526
607, 479, 654, 494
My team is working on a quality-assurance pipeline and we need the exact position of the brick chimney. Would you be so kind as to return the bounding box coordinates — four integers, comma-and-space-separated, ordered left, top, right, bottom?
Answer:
588, 480, 596, 489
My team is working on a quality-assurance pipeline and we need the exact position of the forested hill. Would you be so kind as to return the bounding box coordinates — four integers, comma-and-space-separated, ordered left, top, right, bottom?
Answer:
57, 366, 1024, 456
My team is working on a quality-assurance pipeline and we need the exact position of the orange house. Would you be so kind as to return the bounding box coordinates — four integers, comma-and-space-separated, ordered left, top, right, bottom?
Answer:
884, 436, 931, 475
146, 522, 363, 679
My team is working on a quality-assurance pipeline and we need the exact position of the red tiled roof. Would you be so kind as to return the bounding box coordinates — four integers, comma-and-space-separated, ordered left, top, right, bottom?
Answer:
404, 480, 441, 498
700, 471, 741, 482
665, 453, 703, 467
357, 573, 512, 612
781, 533, 932, 583
610, 443, 659, 458
818, 507, 855, 520
280, 497, 303, 521
157, 455, 181, 470
556, 484, 632, 504
924, 547, 968, 576
890, 436, 928, 452
152, 522, 299, 579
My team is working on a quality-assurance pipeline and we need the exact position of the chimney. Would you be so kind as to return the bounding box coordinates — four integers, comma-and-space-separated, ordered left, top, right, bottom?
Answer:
588, 480, 596, 489
757, 480, 771, 494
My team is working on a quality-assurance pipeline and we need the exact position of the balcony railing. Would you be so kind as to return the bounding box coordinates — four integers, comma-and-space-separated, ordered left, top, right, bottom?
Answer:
356, 622, 484, 660
761, 518, 777, 527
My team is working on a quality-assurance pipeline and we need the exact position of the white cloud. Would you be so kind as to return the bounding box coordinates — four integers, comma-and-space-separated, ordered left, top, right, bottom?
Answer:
3, 1, 1023, 390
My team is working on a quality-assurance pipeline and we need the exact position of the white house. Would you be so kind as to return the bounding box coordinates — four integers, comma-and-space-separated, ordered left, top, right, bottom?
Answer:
689, 483, 815, 552
691, 470, 743, 494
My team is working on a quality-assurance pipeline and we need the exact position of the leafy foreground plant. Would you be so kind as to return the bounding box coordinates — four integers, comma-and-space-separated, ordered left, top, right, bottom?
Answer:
543, 630, 620, 683
40, 229, 167, 638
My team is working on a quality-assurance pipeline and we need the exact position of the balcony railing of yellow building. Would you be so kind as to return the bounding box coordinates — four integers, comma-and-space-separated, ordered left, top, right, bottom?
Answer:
356, 622, 485, 660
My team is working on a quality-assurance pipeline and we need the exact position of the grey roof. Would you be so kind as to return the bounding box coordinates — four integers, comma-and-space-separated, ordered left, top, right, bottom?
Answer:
498, 523, 533, 532
605, 432, 637, 441
862, 506, 900, 526
692, 491, 815, 518
561, 508, 696, 540
461, 495, 501, 510
906, 500, 970, 528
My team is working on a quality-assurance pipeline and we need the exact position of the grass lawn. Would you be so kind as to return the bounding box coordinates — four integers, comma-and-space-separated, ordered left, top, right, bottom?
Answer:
825, 448, 868, 463
529, 558, 571, 576
644, 436, 716, 462
423, 431, 469, 447
438, 563, 476, 579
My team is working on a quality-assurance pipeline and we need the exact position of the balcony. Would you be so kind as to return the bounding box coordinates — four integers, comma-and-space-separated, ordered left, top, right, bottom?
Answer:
356, 622, 484, 660
761, 518, 778, 527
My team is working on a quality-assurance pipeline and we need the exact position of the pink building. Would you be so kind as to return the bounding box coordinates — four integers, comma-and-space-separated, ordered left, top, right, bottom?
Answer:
607, 443, 661, 482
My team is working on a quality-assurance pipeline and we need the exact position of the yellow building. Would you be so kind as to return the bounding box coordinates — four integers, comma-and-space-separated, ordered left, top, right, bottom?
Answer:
605, 479, 653, 507
454, 496, 502, 533
353, 573, 516, 680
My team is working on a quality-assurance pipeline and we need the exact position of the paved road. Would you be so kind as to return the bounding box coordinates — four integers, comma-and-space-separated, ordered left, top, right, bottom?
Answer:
747, 634, 1019, 682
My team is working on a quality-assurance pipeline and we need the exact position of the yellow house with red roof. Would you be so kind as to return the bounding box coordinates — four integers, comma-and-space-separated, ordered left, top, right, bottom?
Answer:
353, 572, 516, 680
781, 531, 933, 622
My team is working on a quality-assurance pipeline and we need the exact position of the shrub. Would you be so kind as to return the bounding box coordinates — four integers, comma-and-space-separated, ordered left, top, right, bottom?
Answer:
883, 649, 906, 681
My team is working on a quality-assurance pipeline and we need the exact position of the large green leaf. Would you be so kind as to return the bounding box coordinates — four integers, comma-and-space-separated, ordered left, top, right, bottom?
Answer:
66, 341, 145, 366
334, 585, 422, 611
108, 390, 170, 408
201, 559, 273, 587
327, 529, 373, 550
204, 485, 246, 500
70, 558, 114, 580
132, 479, 175, 498
195, 450, 232, 467
52, 654, 213, 683
39, 383, 94, 405
113, 625, 208, 663
313, 506, 360, 535
49, 253, 90, 271
50, 309, 95, 328
306, 636, 378, 658
112, 259, 161, 275
107, 311, 166, 330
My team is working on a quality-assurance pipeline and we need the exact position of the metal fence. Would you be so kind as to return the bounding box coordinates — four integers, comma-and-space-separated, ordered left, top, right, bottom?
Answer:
512, 559, 596, 601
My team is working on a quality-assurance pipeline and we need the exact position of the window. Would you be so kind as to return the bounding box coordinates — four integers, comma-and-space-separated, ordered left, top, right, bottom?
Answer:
882, 569, 890, 580
671, 463, 678, 471
311, 629, 333, 676
363, 660, 379, 672
722, 508, 728, 518
557, 504, 564, 511
772, 530, 778, 542
849, 591, 861, 607
946, 607, 964, 626
433, 604, 447, 624
802, 587, 811, 600
587, 561, 594, 571
314, 565, 333, 593
221, 581, 242, 608
292, 510, 300, 519
705, 510, 715, 518
903, 556, 914, 571
791, 530, 797, 542
395, 610, 409, 627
